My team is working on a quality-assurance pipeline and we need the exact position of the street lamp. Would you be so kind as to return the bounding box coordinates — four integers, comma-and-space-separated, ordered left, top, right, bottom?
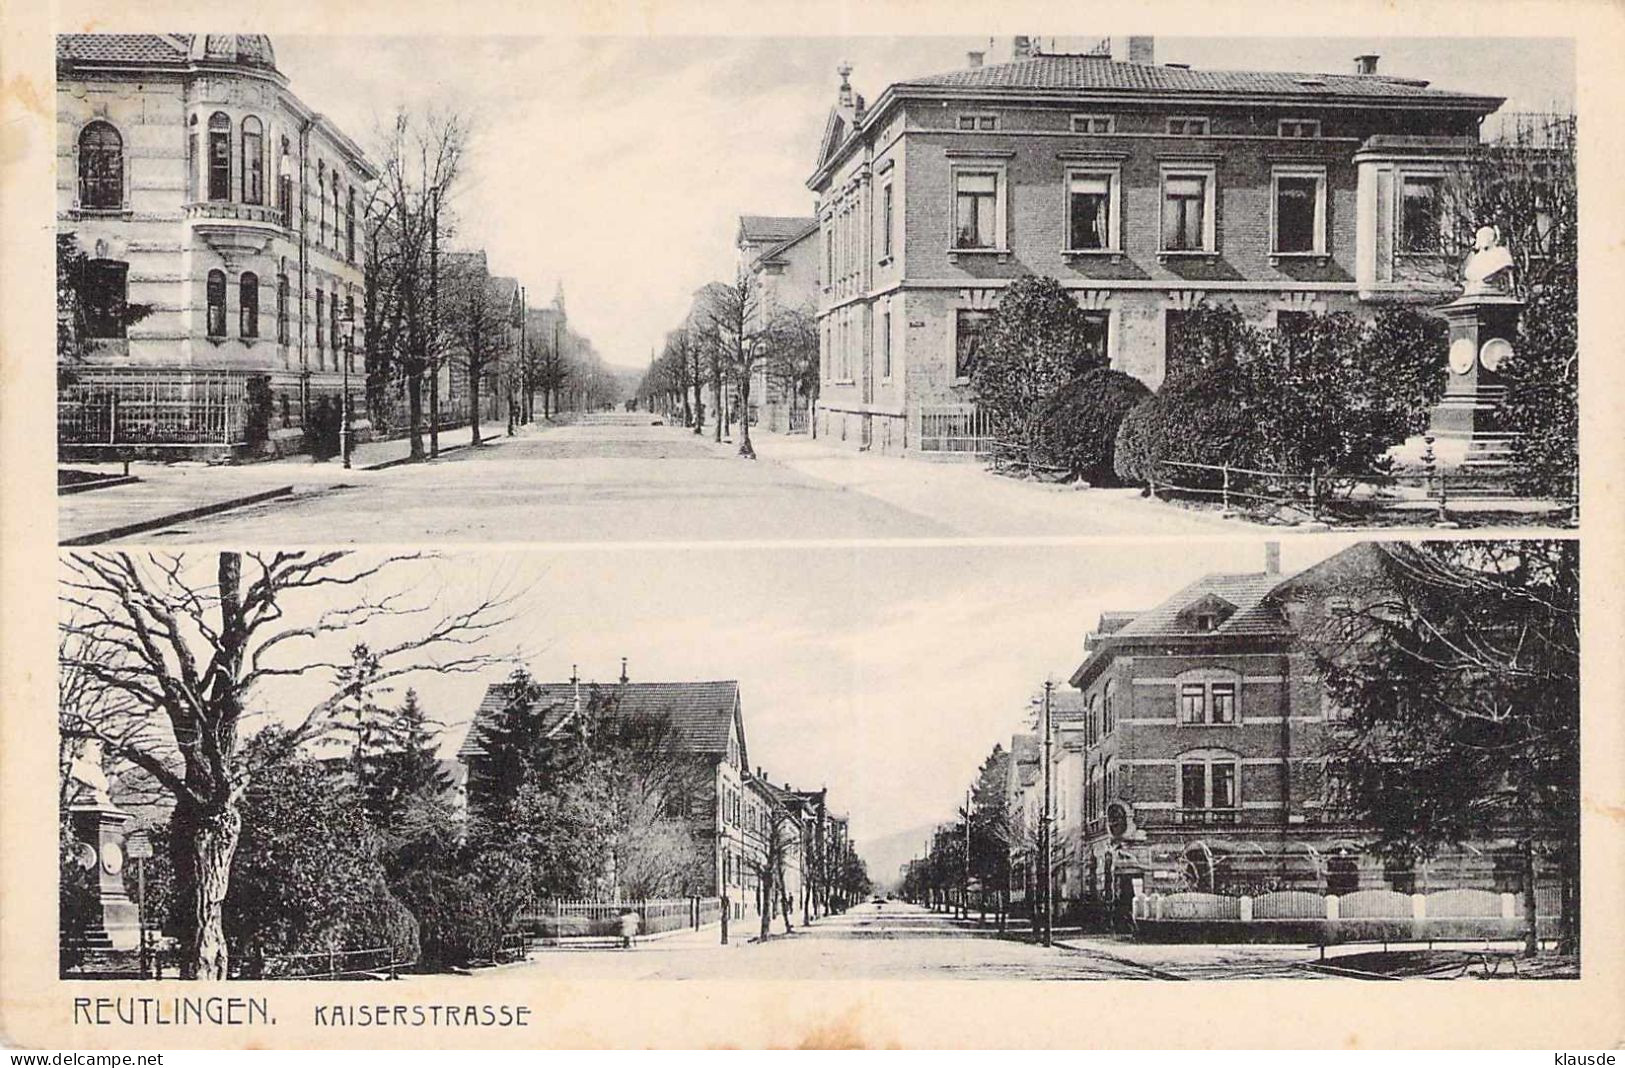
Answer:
338, 302, 355, 469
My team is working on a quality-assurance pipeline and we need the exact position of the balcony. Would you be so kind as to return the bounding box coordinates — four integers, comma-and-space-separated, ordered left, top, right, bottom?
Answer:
186, 201, 286, 262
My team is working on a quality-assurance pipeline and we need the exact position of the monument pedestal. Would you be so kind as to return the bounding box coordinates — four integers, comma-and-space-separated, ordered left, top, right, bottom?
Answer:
1393, 291, 1523, 477
68, 802, 140, 951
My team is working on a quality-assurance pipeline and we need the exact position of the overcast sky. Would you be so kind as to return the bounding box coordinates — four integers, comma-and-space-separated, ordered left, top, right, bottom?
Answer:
274, 34, 1572, 375
187, 537, 1372, 876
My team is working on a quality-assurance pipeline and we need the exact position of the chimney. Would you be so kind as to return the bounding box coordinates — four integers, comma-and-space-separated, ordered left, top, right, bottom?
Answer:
619, 657, 628, 685
1265, 542, 1281, 576
966, 50, 984, 69
1354, 53, 1379, 75
836, 61, 854, 108
1127, 36, 1154, 65
1012, 35, 1032, 60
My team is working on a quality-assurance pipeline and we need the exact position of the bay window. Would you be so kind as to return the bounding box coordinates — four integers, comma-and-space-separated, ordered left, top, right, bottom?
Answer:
1401, 174, 1444, 253
242, 116, 264, 204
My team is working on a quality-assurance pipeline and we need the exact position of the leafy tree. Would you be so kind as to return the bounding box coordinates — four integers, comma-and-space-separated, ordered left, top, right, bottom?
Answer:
56, 232, 153, 385
1304, 540, 1579, 955
970, 276, 1110, 461
703, 272, 766, 458
225, 732, 417, 974
439, 253, 514, 446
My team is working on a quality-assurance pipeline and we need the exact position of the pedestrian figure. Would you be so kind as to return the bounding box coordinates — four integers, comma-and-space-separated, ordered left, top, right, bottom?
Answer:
619, 908, 640, 949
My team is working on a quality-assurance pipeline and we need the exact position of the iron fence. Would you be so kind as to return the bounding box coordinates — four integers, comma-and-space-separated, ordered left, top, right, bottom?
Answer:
910, 402, 993, 454
59, 367, 254, 447
513, 896, 721, 940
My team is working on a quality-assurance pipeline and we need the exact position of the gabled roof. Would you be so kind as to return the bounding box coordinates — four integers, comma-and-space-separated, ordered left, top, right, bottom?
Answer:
1111, 571, 1290, 640
749, 219, 821, 271
900, 53, 1497, 104
458, 679, 742, 762
738, 215, 818, 246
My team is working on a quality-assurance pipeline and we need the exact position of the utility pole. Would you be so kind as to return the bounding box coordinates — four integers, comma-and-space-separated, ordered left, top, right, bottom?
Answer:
1041, 679, 1054, 948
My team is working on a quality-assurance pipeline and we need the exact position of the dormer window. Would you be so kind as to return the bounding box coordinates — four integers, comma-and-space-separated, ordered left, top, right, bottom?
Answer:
1177, 592, 1237, 632
1196, 612, 1218, 632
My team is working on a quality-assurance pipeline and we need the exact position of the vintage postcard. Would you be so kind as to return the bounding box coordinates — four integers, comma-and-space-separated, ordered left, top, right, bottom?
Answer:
3, 0, 1623, 1052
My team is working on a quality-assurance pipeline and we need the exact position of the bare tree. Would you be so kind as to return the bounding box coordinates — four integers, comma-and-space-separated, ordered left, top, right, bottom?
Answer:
439, 254, 511, 446
59, 551, 515, 979
366, 108, 468, 460
766, 302, 820, 434
703, 271, 765, 458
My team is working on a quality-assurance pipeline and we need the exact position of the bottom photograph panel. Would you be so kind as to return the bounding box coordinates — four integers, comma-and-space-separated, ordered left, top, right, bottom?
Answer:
55, 538, 1578, 982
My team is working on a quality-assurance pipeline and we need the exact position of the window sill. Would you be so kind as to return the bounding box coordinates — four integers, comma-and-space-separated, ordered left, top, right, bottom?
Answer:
1158, 250, 1219, 261
69, 207, 133, 219
948, 248, 1010, 263
1179, 720, 1238, 728
1271, 252, 1329, 266
1064, 249, 1124, 261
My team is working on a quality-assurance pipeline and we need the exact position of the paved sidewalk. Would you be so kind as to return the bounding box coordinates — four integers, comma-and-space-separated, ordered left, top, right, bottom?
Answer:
58, 433, 503, 545
738, 430, 1257, 538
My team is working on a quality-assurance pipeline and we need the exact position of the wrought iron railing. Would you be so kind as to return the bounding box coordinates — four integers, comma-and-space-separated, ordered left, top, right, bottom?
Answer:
58, 367, 254, 447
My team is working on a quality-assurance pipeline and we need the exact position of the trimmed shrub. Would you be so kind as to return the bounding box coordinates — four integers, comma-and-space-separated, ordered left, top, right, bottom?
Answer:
342, 884, 421, 964
395, 867, 510, 970
1036, 368, 1152, 483
1112, 396, 1165, 486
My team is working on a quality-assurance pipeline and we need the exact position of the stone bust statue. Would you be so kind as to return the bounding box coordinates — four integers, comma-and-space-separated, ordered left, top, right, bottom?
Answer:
1462, 225, 1515, 295
67, 738, 115, 809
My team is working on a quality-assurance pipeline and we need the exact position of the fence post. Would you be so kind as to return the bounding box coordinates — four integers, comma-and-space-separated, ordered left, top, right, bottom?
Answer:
1147, 466, 1158, 501
1308, 467, 1319, 523
1239, 895, 1253, 922
1221, 464, 1233, 517
108, 393, 118, 445
1326, 895, 1340, 921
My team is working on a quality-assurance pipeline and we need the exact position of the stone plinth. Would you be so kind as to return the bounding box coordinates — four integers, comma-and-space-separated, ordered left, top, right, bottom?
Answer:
67, 803, 141, 951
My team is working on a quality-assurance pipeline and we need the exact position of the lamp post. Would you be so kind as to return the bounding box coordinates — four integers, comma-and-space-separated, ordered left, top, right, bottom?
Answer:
338, 303, 355, 469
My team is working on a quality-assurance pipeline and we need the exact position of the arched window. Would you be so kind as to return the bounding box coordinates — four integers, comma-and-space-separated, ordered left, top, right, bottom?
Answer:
317, 164, 327, 245
276, 136, 293, 218
206, 270, 227, 337
241, 116, 264, 204
239, 272, 259, 338
1102, 680, 1116, 736
186, 116, 199, 201
78, 122, 123, 210
344, 292, 356, 371
207, 113, 232, 201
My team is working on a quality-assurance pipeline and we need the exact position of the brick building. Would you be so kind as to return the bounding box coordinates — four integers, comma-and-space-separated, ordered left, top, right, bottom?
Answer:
1057, 541, 1537, 923
56, 34, 376, 457
805, 37, 1503, 454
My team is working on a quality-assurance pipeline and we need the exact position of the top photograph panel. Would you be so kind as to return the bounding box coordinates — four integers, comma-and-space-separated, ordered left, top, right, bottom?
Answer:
55, 34, 1577, 544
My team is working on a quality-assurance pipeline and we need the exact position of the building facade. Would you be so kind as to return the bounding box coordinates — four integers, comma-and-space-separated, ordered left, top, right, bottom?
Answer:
737, 215, 820, 434
57, 34, 377, 457
805, 38, 1503, 455
1058, 541, 1539, 924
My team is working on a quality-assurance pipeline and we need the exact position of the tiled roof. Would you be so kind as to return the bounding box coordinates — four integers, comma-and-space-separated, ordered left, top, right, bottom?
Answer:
1112, 571, 1291, 639
57, 34, 192, 65
902, 54, 1497, 104
739, 215, 818, 244
1010, 733, 1039, 765
1048, 690, 1089, 724
458, 679, 740, 761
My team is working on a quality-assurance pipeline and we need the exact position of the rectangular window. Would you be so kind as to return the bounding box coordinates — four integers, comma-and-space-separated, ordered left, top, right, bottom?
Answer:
1180, 683, 1207, 725
1278, 118, 1321, 138
1071, 114, 1115, 134
1079, 311, 1109, 366
1181, 764, 1208, 809
1067, 173, 1113, 251
881, 183, 894, 260
958, 114, 998, 131
1401, 175, 1444, 252
277, 274, 289, 345
1274, 171, 1324, 254
1210, 763, 1237, 809
1210, 683, 1236, 725
81, 260, 130, 339
315, 289, 325, 352
881, 309, 892, 379
1162, 174, 1208, 251
953, 308, 991, 380
1167, 116, 1210, 136
954, 172, 999, 250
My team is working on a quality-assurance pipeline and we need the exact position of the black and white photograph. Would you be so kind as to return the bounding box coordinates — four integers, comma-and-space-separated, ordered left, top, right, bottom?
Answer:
52, 32, 1577, 543
55, 539, 1579, 982
4, 0, 1621, 1054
